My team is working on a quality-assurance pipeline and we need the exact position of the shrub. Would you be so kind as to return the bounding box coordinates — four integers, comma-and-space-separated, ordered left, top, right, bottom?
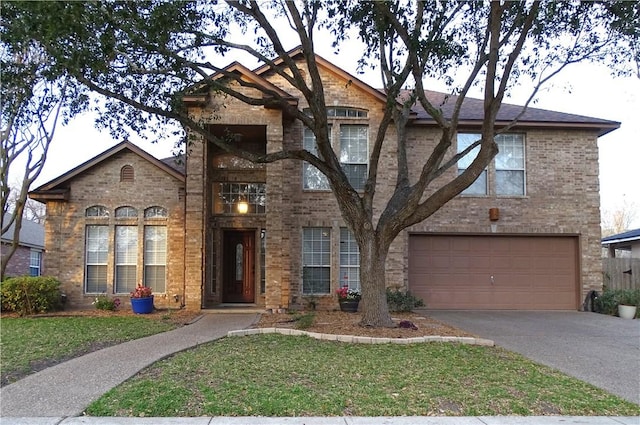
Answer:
386, 288, 425, 312
93, 295, 121, 311
0, 276, 63, 316
595, 289, 640, 317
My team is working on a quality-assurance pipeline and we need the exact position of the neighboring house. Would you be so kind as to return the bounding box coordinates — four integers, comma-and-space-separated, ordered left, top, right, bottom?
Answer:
30, 51, 619, 311
602, 228, 640, 258
1, 213, 45, 277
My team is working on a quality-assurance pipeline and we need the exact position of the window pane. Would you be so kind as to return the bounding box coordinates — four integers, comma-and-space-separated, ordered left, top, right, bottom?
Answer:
144, 206, 167, 218
213, 183, 266, 214
456, 134, 481, 169
457, 133, 487, 195
496, 170, 525, 196
303, 128, 330, 190
85, 206, 108, 217
340, 125, 368, 163
115, 226, 137, 293
115, 206, 138, 218
85, 226, 108, 293
496, 134, 525, 170
302, 228, 330, 294
340, 228, 360, 291
145, 226, 167, 293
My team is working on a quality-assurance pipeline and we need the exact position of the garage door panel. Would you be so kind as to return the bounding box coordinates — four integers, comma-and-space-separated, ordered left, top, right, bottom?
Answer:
409, 235, 578, 310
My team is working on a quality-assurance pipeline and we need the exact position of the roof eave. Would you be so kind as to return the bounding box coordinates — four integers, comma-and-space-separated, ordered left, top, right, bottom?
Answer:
410, 119, 620, 136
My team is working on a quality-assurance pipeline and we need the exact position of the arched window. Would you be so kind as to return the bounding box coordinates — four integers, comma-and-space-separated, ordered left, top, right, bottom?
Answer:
120, 165, 134, 182
85, 205, 109, 217
144, 206, 168, 219
115, 206, 138, 218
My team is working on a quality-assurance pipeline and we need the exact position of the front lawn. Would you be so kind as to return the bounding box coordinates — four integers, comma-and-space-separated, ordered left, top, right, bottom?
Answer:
1, 316, 176, 386
87, 334, 640, 417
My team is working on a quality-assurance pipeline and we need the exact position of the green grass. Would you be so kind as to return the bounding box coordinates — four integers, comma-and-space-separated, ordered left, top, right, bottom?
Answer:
0, 316, 175, 385
87, 334, 640, 417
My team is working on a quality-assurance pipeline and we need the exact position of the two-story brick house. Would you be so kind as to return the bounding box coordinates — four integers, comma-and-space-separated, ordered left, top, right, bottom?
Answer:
30, 52, 618, 311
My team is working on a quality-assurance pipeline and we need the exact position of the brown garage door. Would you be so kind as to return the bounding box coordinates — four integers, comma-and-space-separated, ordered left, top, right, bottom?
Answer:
408, 235, 578, 310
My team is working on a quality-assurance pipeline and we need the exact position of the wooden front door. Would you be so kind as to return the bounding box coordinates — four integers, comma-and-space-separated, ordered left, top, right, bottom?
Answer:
223, 230, 255, 303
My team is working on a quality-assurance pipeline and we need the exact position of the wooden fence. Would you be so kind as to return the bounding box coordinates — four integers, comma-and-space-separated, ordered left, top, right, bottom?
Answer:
602, 258, 640, 290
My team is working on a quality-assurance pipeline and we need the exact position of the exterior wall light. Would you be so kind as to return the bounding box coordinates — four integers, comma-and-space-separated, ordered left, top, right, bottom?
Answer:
237, 200, 249, 214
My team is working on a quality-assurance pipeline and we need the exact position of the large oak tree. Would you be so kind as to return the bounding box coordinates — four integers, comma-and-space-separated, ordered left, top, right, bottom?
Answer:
2, 0, 636, 325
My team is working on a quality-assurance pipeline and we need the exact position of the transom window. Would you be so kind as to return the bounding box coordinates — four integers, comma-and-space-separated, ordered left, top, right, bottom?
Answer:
213, 182, 266, 214
303, 107, 367, 118
86, 205, 109, 217
115, 206, 138, 218
144, 206, 168, 219
457, 133, 525, 196
302, 227, 331, 294
340, 228, 360, 291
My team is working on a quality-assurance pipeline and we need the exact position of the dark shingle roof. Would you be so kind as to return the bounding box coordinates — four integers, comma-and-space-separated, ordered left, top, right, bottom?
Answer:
1, 213, 45, 249
407, 90, 619, 136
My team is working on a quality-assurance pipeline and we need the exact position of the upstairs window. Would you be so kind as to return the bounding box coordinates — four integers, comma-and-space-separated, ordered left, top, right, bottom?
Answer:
120, 165, 134, 182
340, 125, 368, 191
213, 183, 266, 214
303, 127, 330, 190
457, 133, 526, 196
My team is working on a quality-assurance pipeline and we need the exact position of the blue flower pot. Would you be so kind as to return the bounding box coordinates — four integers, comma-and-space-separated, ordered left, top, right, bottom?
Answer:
131, 296, 154, 314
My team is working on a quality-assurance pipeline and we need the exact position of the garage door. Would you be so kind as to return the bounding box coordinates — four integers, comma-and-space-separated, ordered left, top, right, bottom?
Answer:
408, 235, 578, 310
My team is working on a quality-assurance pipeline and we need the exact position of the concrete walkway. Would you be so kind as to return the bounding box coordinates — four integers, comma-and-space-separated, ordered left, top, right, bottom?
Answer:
426, 311, 640, 405
0, 313, 259, 417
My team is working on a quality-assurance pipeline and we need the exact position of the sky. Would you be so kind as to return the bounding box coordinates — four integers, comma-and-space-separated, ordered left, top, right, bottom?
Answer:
29, 44, 640, 229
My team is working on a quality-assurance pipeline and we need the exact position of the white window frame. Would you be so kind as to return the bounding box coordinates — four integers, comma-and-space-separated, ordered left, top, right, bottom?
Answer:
115, 226, 138, 294
339, 228, 360, 291
85, 225, 108, 293
29, 249, 42, 277
456, 133, 526, 197
144, 226, 167, 293
302, 227, 331, 295
303, 127, 330, 190
340, 125, 369, 191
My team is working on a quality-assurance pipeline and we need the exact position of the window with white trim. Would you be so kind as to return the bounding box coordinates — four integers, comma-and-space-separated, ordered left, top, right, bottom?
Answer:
86, 205, 109, 217
302, 227, 331, 294
115, 226, 137, 294
339, 228, 360, 291
29, 250, 42, 276
85, 225, 108, 293
144, 226, 167, 293
303, 127, 330, 190
340, 125, 368, 191
457, 133, 526, 196
144, 206, 168, 219
495, 134, 525, 195
115, 206, 138, 218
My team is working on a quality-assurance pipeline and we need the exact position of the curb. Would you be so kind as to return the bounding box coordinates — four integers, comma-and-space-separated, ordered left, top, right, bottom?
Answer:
228, 328, 495, 346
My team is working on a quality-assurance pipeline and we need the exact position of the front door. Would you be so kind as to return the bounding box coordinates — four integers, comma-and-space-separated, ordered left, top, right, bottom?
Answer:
223, 230, 255, 303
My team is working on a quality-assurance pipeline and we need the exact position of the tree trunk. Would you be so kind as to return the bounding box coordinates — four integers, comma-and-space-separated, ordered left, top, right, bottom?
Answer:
358, 235, 395, 328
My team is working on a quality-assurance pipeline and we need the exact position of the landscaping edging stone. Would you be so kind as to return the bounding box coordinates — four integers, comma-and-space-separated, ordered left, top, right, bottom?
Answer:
228, 327, 495, 346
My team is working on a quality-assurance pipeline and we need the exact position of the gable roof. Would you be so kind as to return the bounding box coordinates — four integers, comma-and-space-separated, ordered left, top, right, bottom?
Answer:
185, 48, 618, 136
1, 213, 44, 249
602, 228, 640, 245
29, 141, 185, 202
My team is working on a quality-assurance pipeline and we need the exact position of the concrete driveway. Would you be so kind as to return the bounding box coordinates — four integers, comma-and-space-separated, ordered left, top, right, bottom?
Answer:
423, 310, 640, 405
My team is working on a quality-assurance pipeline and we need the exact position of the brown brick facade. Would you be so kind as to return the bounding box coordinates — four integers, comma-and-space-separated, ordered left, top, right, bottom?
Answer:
33, 55, 609, 312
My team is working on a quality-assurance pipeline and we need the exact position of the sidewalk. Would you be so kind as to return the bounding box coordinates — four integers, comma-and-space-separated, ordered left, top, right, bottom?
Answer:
0, 313, 259, 418
2, 416, 639, 424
